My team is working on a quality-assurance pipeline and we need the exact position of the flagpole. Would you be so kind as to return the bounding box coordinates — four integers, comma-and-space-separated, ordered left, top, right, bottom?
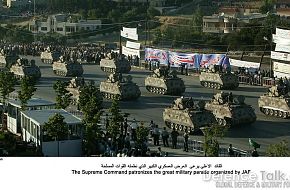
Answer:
119, 24, 122, 55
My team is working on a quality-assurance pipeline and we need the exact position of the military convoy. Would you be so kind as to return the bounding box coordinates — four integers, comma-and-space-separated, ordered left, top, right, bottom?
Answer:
163, 97, 215, 133
0, 50, 19, 70
258, 85, 290, 118
199, 65, 239, 90
100, 54, 131, 73
40, 48, 61, 64
205, 92, 256, 126
66, 77, 85, 105
145, 68, 185, 95
99, 72, 140, 100
10, 58, 41, 80
52, 56, 84, 77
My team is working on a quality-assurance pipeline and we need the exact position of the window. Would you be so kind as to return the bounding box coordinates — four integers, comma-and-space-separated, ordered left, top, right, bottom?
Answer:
57, 27, 63, 31
41, 27, 47, 31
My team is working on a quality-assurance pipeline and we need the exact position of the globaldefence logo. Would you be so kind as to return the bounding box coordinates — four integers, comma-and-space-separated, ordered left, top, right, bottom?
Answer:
202, 170, 290, 188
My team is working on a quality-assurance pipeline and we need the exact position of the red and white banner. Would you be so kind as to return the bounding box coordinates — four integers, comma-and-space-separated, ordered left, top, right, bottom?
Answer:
145, 48, 168, 65
271, 51, 290, 61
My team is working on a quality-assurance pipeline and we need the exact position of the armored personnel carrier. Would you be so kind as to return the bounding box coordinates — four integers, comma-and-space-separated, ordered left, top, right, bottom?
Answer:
163, 97, 215, 133
99, 72, 140, 100
145, 68, 185, 95
100, 54, 131, 73
199, 65, 239, 90
52, 56, 84, 77
0, 49, 19, 70
258, 85, 290, 118
66, 77, 85, 105
205, 92, 256, 126
40, 48, 61, 64
10, 58, 41, 80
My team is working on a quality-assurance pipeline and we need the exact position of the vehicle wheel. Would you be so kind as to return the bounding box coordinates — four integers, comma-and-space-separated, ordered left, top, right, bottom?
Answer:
270, 109, 274, 116
179, 125, 183, 131
265, 108, 270, 115
282, 112, 288, 119
222, 119, 227, 126
274, 110, 278, 117
204, 82, 208, 87
278, 111, 283, 118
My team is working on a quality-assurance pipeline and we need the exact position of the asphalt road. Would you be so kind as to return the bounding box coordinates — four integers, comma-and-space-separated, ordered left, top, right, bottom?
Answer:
21, 55, 290, 154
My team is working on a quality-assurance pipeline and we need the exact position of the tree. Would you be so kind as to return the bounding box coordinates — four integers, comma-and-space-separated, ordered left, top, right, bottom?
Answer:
136, 122, 149, 150
266, 140, 290, 157
78, 80, 103, 122
83, 113, 103, 156
147, 6, 160, 19
53, 80, 71, 109
202, 125, 227, 157
18, 76, 37, 111
0, 72, 17, 104
107, 100, 123, 140
43, 113, 68, 141
260, 0, 275, 14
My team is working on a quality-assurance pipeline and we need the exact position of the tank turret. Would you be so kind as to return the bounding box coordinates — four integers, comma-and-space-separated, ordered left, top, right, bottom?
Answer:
163, 97, 215, 133
100, 54, 131, 73
10, 58, 41, 80
66, 77, 85, 105
199, 65, 239, 90
258, 85, 290, 118
205, 92, 256, 126
52, 57, 83, 77
99, 72, 140, 100
145, 68, 185, 95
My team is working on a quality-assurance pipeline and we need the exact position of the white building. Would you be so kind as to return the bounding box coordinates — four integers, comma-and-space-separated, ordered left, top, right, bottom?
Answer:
29, 14, 102, 36
21, 109, 83, 157
5, 98, 55, 135
6, 0, 28, 8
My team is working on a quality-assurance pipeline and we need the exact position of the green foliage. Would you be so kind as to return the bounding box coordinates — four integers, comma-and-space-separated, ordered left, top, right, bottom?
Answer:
266, 140, 290, 157
136, 122, 149, 147
78, 81, 103, 122
202, 125, 227, 157
18, 76, 37, 111
107, 100, 123, 140
147, 6, 160, 19
53, 80, 71, 109
83, 112, 102, 156
0, 25, 33, 43
0, 72, 17, 103
260, 0, 275, 14
43, 113, 68, 141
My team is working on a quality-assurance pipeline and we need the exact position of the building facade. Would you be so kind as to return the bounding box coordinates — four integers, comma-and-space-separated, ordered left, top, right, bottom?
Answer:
21, 109, 83, 156
29, 14, 102, 36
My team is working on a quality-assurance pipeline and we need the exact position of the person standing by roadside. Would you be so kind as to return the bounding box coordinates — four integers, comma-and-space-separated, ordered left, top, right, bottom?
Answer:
161, 127, 169, 147
171, 128, 179, 149
183, 130, 189, 152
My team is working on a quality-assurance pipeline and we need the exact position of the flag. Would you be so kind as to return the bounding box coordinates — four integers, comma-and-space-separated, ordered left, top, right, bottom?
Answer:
249, 138, 260, 149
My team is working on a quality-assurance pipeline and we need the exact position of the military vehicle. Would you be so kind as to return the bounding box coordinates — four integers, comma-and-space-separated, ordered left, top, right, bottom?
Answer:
163, 97, 215, 133
52, 56, 84, 77
0, 49, 19, 70
66, 77, 85, 105
199, 65, 239, 90
99, 72, 140, 100
40, 48, 61, 64
145, 68, 185, 95
205, 92, 256, 126
100, 54, 131, 73
10, 58, 41, 80
258, 85, 290, 118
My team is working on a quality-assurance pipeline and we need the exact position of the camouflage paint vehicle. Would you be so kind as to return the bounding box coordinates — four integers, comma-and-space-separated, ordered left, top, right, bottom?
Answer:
0, 51, 19, 70
100, 54, 131, 73
199, 65, 239, 90
10, 58, 41, 80
99, 72, 140, 100
163, 97, 215, 133
258, 85, 290, 118
205, 92, 256, 126
52, 56, 84, 77
66, 77, 85, 105
145, 68, 185, 95
40, 49, 61, 64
